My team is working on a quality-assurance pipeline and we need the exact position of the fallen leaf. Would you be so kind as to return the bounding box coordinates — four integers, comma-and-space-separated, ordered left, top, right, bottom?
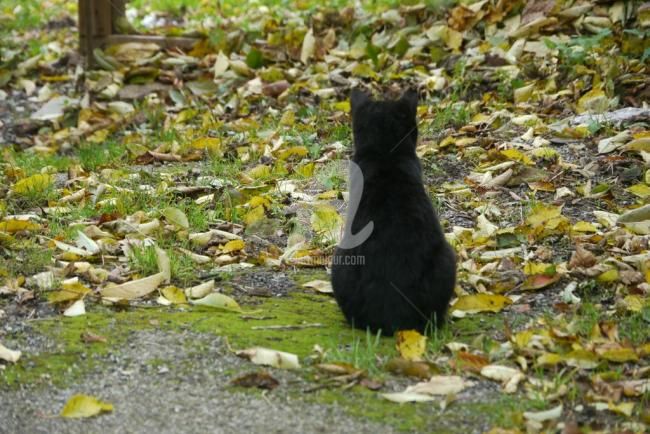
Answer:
396, 330, 427, 361
406, 375, 469, 396
12, 174, 53, 195
381, 392, 436, 403
236, 347, 300, 369
60, 394, 113, 418
63, 299, 86, 317
184, 280, 215, 299
0, 342, 21, 363
222, 239, 245, 253
162, 207, 189, 229
302, 279, 333, 293
523, 404, 563, 422
231, 371, 279, 390
452, 294, 512, 314
189, 292, 241, 312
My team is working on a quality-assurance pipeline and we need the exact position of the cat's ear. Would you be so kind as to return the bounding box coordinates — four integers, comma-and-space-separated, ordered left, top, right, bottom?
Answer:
350, 89, 370, 112
400, 89, 418, 113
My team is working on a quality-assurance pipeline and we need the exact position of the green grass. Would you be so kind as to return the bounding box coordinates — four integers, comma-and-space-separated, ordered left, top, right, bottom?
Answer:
127, 244, 159, 277
0, 241, 53, 278
9, 151, 73, 177
326, 329, 388, 377
0, 0, 71, 33
129, 0, 201, 16
78, 140, 129, 171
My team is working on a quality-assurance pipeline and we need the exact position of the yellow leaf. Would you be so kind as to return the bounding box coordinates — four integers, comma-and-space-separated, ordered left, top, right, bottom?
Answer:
523, 262, 555, 275
621, 295, 644, 312
278, 146, 308, 160
514, 83, 535, 104
572, 221, 598, 232
443, 26, 463, 50
247, 164, 271, 179
452, 294, 512, 314
536, 352, 563, 366
162, 207, 189, 229
396, 330, 427, 362
160, 286, 187, 304
280, 110, 295, 126
624, 137, 650, 153
294, 162, 315, 177
524, 204, 569, 238
310, 204, 343, 243
60, 394, 113, 418
191, 137, 222, 155
597, 346, 638, 363
48, 281, 91, 304
316, 190, 338, 200
12, 174, 53, 195
248, 196, 271, 209
244, 205, 266, 226
606, 401, 635, 417
597, 268, 619, 283
501, 149, 533, 165
222, 239, 245, 253
531, 147, 558, 160
637, 343, 650, 358
0, 219, 41, 234
577, 88, 609, 114
333, 101, 350, 113
626, 183, 650, 198
189, 292, 241, 312
564, 350, 599, 369
526, 204, 562, 227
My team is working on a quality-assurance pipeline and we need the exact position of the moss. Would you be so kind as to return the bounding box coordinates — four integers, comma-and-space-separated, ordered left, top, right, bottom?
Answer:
309, 386, 543, 432
0, 282, 544, 432
0, 289, 377, 387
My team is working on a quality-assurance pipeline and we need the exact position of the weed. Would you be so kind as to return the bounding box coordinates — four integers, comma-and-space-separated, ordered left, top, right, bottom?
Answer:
326, 329, 386, 376
78, 140, 128, 171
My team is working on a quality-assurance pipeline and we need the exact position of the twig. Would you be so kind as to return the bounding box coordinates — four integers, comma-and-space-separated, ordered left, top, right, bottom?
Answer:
251, 323, 324, 330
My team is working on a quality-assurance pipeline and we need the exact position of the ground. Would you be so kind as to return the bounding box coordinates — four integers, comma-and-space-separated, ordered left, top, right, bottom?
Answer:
0, 1, 649, 433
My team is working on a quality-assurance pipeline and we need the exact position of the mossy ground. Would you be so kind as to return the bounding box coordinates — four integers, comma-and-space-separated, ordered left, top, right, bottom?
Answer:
1, 269, 541, 433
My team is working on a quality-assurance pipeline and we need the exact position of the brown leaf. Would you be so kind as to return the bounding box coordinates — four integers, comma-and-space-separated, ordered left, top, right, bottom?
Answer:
521, 274, 561, 291
385, 358, 435, 379
452, 351, 489, 374
521, 0, 556, 26
231, 371, 279, 390
262, 80, 290, 98
81, 331, 107, 344
568, 245, 596, 269
359, 378, 383, 391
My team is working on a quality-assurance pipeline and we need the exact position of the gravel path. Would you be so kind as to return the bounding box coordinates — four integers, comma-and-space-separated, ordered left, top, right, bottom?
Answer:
0, 330, 397, 434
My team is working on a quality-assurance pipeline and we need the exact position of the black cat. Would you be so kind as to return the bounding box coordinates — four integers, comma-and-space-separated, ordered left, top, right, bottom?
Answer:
331, 89, 456, 335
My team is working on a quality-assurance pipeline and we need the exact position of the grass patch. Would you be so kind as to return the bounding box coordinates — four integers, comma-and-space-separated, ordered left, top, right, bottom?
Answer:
78, 141, 129, 171
326, 329, 389, 377
0, 241, 53, 278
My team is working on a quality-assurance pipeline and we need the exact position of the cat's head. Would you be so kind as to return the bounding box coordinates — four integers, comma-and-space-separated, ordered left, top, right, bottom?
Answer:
349, 89, 418, 158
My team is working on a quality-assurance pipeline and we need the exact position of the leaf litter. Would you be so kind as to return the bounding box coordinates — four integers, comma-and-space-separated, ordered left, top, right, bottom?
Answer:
0, 0, 649, 431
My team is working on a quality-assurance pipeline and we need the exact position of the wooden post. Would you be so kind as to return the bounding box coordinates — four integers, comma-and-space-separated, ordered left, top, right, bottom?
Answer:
78, 0, 199, 66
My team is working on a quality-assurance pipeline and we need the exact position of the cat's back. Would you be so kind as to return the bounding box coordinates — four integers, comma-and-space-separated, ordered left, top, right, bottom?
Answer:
353, 157, 437, 230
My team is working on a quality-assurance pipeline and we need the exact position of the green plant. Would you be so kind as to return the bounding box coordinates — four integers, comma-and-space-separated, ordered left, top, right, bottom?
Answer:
327, 330, 385, 376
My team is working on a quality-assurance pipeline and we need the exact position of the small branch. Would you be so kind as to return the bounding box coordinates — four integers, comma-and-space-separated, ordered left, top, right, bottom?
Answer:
251, 323, 324, 330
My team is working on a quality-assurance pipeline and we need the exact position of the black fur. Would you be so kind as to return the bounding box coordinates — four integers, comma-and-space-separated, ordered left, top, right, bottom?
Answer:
331, 89, 456, 335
